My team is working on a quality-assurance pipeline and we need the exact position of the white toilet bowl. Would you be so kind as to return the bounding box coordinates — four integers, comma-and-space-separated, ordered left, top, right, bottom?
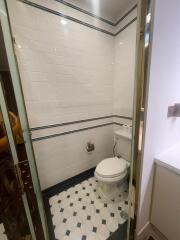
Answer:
95, 157, 130, 201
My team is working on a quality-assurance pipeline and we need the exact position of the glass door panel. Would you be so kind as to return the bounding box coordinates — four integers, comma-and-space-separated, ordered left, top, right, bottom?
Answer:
0, 102, 32, 240
0, 73, 44, 239
0, 0, 48, 239
0, 3, 48, 238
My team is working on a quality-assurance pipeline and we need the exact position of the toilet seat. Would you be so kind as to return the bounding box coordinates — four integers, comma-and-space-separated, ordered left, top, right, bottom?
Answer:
95, 157, 129, 181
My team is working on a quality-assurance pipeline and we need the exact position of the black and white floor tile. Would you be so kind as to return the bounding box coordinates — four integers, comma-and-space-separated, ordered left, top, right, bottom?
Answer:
49, 177, 129, 240
0, 224, 7, 240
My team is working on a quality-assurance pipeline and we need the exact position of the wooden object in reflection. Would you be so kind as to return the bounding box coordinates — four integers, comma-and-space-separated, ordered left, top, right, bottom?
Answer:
17, 145, 45, 240
0, 112, 45, 239
0, 152, 31, 239
0, 111, 23, 153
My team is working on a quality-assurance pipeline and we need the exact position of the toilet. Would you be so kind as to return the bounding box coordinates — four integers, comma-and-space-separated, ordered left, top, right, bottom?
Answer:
95, 127, 132, 201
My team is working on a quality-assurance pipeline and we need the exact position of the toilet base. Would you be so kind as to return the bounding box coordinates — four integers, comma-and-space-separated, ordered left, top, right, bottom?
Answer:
96, 178, 127, 202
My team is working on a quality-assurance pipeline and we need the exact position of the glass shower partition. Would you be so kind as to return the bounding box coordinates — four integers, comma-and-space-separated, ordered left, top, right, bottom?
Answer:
0, 78, 35, 240
0, 1, 49, 239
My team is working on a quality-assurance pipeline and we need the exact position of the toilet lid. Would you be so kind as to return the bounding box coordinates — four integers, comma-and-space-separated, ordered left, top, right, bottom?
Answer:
96, 157, 128, 178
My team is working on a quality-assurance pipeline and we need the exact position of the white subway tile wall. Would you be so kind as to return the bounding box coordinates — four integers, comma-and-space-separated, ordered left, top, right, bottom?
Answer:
113, 21, 137, 117
6, 0, 137, 189
33, 126, 114, 190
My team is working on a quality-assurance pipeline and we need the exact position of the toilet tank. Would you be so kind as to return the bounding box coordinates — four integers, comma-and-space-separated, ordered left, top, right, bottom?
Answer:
114, 126, 132, 161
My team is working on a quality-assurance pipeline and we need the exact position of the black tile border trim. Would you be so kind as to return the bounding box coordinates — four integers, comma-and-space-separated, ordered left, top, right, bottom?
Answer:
43, 167, 95, 197
115, 4, 137, 26
107, 221, 127, 240
113, 115, 132, 120
54, 0, 137, 27
115, 17, 137, 36
32, 122, 113, 142
30, 115, 132, 131
19, 0, 137, 36
31, 121, 130, 142
42, 167, 95, 240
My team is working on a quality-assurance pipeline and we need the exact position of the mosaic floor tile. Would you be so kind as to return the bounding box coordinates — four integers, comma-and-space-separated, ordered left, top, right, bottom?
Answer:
49, 177, 128, 240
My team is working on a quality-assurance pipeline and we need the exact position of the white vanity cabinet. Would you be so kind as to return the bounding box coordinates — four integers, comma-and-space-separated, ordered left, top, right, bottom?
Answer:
151, 144, 180, 240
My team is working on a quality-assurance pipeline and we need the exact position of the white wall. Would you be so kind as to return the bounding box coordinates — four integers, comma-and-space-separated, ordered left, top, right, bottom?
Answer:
113, 21, 137, 117
7, 0, 137, 190
33, 125, 114, 190
136, 0, 180, 236
7, 0, 114, 127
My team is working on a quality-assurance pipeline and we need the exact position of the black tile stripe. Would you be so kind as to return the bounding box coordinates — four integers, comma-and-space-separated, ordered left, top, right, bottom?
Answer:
31, 121, 132, 142
32, 122, 113, 142
114, 122, 125, 127
55, 0, 137, 27
19, 0, 137, 36
30, 115, 132, 131
115, 17, 137, 36
115, 5, 138, 26
107, 221, 127, 240
113, 115, 132, 120
30, 115, 114, 131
